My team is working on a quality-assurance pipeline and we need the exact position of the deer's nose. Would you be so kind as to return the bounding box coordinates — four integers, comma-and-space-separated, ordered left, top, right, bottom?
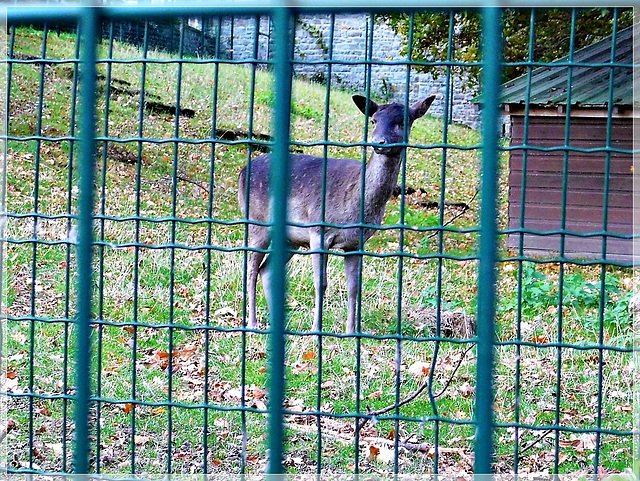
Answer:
372, 135, 386, 145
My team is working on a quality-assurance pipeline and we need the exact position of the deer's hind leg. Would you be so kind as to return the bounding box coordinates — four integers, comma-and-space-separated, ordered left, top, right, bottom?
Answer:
245, 225, 269, 329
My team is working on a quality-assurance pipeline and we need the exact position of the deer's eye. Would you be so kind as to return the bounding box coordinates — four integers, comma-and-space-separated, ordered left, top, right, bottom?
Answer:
370, 118, 377, 126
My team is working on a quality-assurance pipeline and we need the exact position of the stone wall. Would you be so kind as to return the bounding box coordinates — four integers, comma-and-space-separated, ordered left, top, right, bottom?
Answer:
54, 13, 479, 128
100, 19, 215, 58
218, 14, 480, 129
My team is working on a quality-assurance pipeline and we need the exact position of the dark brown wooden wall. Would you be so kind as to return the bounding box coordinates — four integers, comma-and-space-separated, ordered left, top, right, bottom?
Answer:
507, 114, 633, 261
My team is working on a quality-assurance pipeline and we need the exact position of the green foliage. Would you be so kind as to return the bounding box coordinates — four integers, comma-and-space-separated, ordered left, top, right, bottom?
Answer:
380, 8, 633, 87
499, 265, 633, 347
420, 284, 460, 312
522, 265, 555, 313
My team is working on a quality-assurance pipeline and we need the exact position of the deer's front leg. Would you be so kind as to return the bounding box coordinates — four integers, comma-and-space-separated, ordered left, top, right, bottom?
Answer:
310, 235, 329, 332
343, 253, 362, 334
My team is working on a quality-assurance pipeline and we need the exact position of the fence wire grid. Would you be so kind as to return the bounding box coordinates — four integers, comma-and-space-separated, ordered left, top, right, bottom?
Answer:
1, 4, 638, 478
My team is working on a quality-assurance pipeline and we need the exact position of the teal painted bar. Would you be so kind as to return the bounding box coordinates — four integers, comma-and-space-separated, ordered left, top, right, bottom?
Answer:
6, 0, 634, 23
474, 6, 501, 476
73, 6, 97, 475
266, 7, 293, 476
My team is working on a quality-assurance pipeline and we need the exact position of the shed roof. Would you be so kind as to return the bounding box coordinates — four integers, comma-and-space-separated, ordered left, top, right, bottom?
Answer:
500, 27, 633, 108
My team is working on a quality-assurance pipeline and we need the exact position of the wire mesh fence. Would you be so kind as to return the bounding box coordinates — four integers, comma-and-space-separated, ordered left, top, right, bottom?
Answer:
1, 4, 637, 477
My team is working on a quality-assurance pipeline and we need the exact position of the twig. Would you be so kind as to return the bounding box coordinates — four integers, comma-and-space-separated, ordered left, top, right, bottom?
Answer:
286, 422, 457, 455
357, 343, 475, 432
426, 187, 480, 240
517, 429, 554, 458
176, 174, 210, 194
394, 186, 472, 210
432, 343, 476, 399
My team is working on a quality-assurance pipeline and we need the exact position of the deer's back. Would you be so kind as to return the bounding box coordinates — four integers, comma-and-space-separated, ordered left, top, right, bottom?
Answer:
239, 154, 388, 249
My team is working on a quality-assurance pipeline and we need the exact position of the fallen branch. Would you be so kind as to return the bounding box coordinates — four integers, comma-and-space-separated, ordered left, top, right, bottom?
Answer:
286, 422, 430, 452
517, 429, 554, 458
287, 421, 473, 462
425, 187, 480, 240
432, 343, 476, 399
357, 343, 475, 433
393, 185, 472, 210
176, 174, 210, 194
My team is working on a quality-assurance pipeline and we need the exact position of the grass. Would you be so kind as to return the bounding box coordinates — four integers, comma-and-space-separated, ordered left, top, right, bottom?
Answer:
3, 26, 636, 476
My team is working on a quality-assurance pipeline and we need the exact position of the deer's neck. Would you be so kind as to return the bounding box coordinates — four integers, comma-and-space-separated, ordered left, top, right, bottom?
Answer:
363, 150, 403, 214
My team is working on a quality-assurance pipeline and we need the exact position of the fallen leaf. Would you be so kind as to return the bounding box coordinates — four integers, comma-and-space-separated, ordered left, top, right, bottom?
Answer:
366, 390, 383, 400
175, 344, 197, 361
579, 433, 598, 450
529, 335, 549, 344
134, 435, 150, 445
613, 404, 632, 413
35, 405, 51, 416
292, 362, 316, 375
214, 307, 237, 318
302, 351, 317, 361
367, 445, 380, 461
377, 444, 395, 464
559, 439, 580, 447
32, 447, 44, 461
408, 361, 431, 378
253, 399, 268, 411
458, 382, 475, 398
49, 443, 64, 456
154, 350, 170, 370
250, 386, 266, 400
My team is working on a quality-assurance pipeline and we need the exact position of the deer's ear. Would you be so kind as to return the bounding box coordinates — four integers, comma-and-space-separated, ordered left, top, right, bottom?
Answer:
410, 95, 436, 121
352, 95, 379, 117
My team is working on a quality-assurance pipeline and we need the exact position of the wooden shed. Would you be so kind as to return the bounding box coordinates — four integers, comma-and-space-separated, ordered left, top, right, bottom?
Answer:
500, 27, 634, 262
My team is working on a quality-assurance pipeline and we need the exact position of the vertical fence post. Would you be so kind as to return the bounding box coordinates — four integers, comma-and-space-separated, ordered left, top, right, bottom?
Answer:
635, 16, 640, 478
266, 6, 293, 476
474, 6, 501, 476
74, 5, 97, 475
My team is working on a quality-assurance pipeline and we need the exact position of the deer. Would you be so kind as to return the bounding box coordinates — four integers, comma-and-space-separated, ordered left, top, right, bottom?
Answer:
238, 94, 435, 333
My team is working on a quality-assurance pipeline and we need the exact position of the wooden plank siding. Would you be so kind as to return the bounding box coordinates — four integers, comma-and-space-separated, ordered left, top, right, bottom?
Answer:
506, 114, 633, 261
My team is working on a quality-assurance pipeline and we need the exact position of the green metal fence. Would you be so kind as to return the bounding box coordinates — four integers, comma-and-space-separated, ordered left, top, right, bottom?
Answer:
2, 3, 637, 477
